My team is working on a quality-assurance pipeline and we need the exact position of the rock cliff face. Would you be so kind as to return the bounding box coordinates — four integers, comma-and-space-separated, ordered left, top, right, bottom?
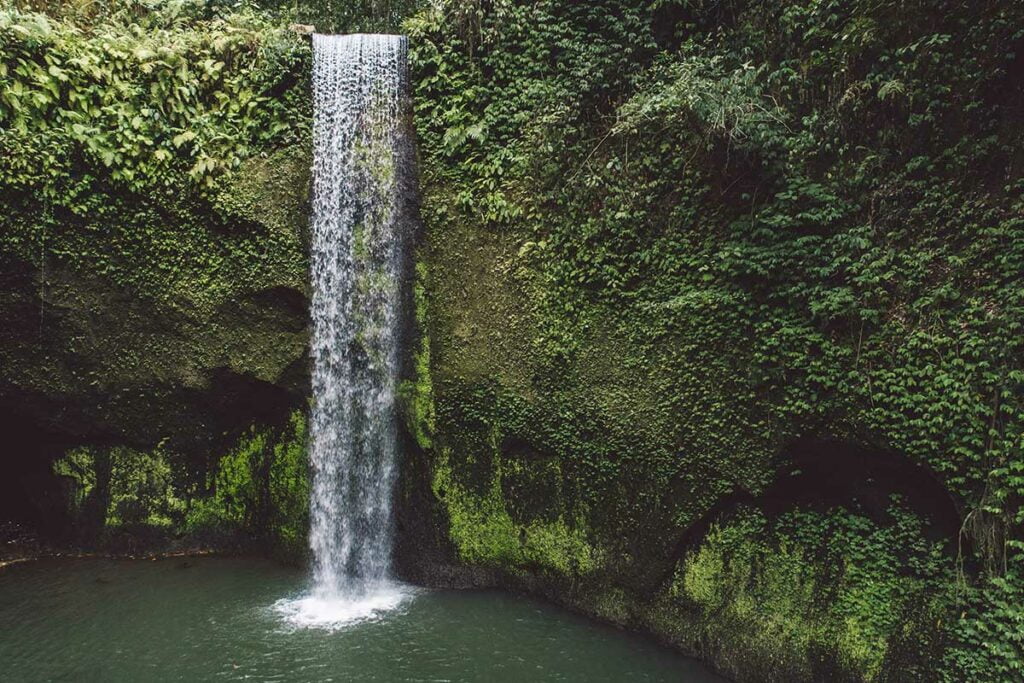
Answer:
0, 147, 312, 536
391, 199, 964, 682
390, 1, 1024, 680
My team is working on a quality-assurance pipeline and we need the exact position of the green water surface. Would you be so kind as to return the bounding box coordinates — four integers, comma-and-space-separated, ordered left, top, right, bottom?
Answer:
0, 557, 723, 682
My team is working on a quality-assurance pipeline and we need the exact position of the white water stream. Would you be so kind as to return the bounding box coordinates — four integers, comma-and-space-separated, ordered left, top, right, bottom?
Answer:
278, 32, 411, 629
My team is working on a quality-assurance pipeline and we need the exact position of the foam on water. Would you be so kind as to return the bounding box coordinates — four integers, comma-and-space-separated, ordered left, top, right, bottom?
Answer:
273, 582, 416, 631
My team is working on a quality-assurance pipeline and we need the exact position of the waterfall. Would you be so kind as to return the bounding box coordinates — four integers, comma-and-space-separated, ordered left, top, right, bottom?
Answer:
278, 33, 412, 628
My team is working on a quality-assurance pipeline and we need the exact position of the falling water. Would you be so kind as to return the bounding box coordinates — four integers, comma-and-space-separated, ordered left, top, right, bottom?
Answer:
278, 33, 412, 629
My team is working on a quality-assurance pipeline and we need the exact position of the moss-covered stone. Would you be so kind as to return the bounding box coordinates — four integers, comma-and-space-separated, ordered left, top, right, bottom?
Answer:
0, 6, 313, 534
394, 1, 1024, 680
398, 260, 437, 451
430, 444, 597, 575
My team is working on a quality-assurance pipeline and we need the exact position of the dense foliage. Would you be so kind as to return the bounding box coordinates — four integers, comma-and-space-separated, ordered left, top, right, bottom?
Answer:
0, 0, 310, 311
274, 0, 419, 34
675, 502, 952, 680
1, 2, 306, 193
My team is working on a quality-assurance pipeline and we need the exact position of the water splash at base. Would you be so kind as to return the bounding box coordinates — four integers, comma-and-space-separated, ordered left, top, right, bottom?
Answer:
273, 582, 416, 631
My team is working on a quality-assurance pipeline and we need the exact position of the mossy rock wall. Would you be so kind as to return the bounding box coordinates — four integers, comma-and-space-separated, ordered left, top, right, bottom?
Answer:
0, 6, 313, 548
398, 1, 1024, 681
